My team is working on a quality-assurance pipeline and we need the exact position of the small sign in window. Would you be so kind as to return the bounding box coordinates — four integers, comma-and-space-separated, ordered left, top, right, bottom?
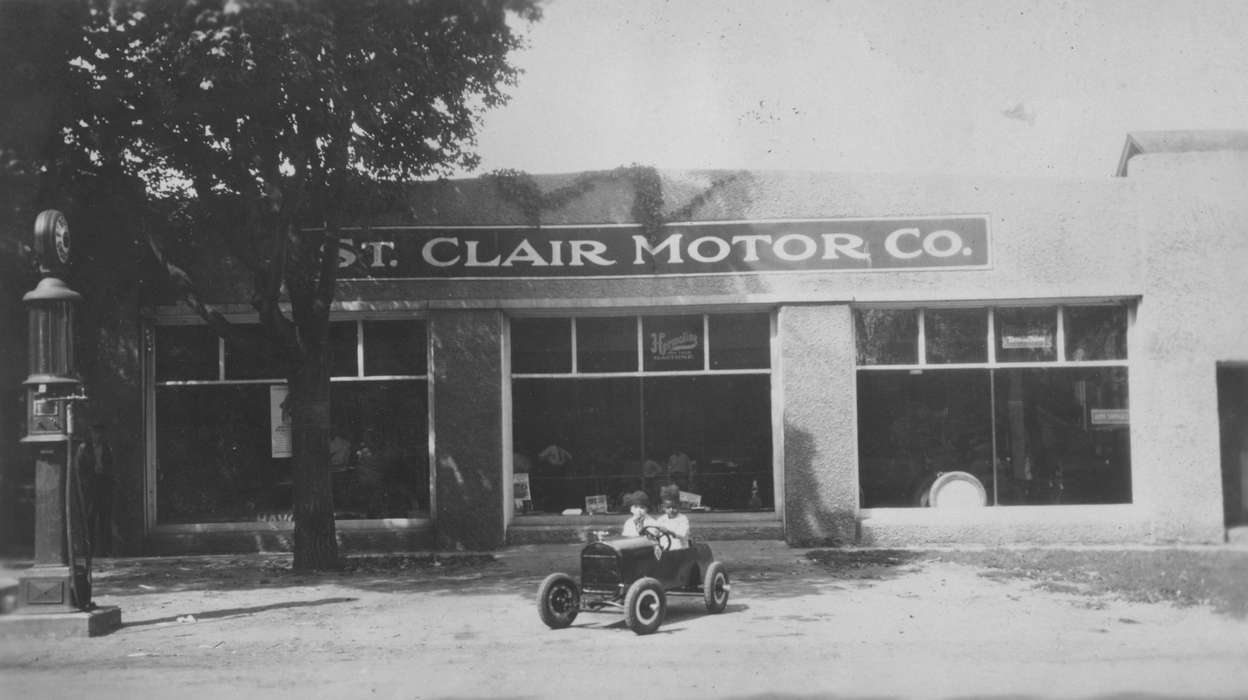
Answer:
1090, 408, 1130, 425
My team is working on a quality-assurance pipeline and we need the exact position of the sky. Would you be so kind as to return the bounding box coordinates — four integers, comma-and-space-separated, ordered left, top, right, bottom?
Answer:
461, 0, 1248, 180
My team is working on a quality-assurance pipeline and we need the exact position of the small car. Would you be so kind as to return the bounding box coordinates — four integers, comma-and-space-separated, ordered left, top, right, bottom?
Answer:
536, 525, 730, 635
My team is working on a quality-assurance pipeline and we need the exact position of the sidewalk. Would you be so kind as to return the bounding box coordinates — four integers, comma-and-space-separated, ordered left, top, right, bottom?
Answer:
0, 539, 814, 618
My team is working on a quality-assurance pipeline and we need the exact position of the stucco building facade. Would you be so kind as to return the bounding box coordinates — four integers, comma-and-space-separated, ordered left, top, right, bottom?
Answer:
36, 131, 1248, 554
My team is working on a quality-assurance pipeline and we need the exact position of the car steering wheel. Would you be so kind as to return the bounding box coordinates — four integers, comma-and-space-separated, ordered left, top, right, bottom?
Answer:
640, 524, 674, 552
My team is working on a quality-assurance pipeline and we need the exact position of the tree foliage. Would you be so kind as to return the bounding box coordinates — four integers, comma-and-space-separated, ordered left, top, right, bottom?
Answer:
4, 0, 540, 568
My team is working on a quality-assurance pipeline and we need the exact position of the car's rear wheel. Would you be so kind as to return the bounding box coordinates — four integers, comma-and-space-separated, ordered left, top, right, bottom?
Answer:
624, 577, 666, 635
537, 573, 580, 629
703, 561, 730, 613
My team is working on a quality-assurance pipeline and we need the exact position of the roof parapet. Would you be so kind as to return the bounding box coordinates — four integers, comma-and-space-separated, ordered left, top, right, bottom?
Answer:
1116, 130, 1248, 176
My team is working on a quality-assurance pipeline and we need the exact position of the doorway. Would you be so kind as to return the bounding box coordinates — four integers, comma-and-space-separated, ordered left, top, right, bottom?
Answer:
1217, 363, 1248, 527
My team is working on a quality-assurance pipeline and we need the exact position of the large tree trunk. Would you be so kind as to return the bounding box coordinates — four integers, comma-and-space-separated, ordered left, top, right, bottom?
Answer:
289, 340, 339, 570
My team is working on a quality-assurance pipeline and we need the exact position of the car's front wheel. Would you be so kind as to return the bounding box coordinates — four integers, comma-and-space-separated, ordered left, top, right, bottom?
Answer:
624, 577, 666, 635
703, 561, 730, 613
537, 573, 580, 629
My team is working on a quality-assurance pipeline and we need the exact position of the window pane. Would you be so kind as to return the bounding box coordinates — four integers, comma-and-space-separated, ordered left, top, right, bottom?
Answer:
512, 375, 774, 514
156, 384, 279, 523
329, 322, 358, 377
513, 377, 642, 513
330, 380, 429, 518
224, 328, 285, 380
855, 309, 918, 365
709, 313, 770, 370
643, 315, 703, 372
511, 318, 571, 374
156, 381, 431, 523
857, 370, 993, 507
993, 368, 1131, 505
363, 320, 426, 376
996, 307, 1057, 362
155, 325, 218, 381
1065, 306, 1127, 361
926, 309, 987, 364
577, 317, 636, 373
642, 375, 773, 510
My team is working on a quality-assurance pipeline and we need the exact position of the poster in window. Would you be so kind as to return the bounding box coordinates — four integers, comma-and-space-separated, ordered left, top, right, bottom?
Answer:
585, 494, 608, 514
643, 315, 702, 371
513, 473, 532, 512
270, 385, 292, 458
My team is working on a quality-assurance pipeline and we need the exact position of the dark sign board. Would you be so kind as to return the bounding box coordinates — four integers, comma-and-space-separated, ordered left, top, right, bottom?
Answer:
331, 216, 990, 279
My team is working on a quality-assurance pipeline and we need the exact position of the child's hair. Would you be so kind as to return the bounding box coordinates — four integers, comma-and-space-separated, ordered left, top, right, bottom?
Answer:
625, 490, 649, 508
659, 483, 681, 505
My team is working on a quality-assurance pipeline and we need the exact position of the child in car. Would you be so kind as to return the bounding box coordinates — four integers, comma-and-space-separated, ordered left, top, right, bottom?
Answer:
620, 490, 656, 537
654, 485, 691, 550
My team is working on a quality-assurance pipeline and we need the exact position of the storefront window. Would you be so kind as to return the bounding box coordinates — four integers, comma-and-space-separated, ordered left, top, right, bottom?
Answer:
578, 317, 636, 373
154, 325, 218, 381
1065, 306, 1127, 361
855, 309, 917, 365
926, 308, 988, 364
511, 318, 571, 374
154, 319, 428, 524
512, 312, 773, 514
856, 305, 1132, 508
996, 307, 1057, 363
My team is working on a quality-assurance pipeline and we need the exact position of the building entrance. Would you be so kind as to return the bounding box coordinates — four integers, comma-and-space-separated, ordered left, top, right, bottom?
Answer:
1218, 363, 1248, 528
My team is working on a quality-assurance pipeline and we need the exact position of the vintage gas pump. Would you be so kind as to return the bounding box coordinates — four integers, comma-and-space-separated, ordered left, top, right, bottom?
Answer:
5, 210, 120, 635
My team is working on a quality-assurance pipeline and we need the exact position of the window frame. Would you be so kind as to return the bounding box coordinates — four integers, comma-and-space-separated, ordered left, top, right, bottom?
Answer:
855, 304, 1131, 372
853, 302, 1135, 511
511, 312, 773, 379
148, 316, 429, 528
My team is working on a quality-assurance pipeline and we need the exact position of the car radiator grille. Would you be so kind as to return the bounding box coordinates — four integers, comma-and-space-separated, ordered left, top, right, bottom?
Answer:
581, 553, 620, 593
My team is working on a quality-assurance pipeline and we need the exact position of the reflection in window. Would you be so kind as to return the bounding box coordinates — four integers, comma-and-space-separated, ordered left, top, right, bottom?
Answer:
363, 320, 426, 376
153, 319, 429, 524
993, 368, 1131, 505
709, 313, 770, 369
926, 309, 987, 364
855, 309, 918, 365
1065, 306, 1127, 361
329, 322, 358, 377
155, 325, 219, 381
511, 318, 571, 374
156, 381, 429, 523
577, 317, 636, 373
224, 327, 287, 380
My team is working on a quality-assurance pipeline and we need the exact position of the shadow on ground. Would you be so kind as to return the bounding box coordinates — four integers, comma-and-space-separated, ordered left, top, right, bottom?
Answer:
8, 547, 928, 603
122, 596, 358, 628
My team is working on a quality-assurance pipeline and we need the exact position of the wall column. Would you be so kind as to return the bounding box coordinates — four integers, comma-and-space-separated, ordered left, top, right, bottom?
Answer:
429, 309, 506, 550
779, 304, 859, 545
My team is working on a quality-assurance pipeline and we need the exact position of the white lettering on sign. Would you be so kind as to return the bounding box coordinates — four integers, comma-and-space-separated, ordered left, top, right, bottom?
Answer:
421, 237, 460, 267
634, 234, 683, 264
334, 217, 987, 276
821, 233, 872, 260
1002, 334, 1052, 350
416, 237, 616, 268
650, 331, 698, 359
338, 238, 398, 268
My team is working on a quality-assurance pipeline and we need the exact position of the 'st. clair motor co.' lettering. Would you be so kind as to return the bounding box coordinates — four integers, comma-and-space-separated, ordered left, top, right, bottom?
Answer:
408, 228, 973, 268
332, 217, 990, 277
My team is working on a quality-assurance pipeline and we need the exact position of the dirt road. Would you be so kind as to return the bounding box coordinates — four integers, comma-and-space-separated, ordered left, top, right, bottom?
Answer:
2, 542, 1247, 699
